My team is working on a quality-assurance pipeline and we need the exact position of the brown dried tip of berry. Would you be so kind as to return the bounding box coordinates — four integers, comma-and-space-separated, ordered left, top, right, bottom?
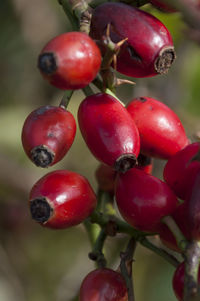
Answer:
30, 197, 53, 223
154, 46, 176, 74
31, 145, 55, 168
38, 52, 57, 75
114, 153, 137, 173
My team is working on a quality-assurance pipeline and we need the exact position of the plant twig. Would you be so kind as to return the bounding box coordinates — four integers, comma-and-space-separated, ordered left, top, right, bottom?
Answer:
120, 237, 137, 301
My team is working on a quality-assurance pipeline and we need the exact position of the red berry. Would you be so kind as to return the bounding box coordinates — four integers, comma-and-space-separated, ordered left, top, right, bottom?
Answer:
173, 262, 200, 301
22, 105, 76, 167
29, 170, 97, 229
115, 168, 178, 232
90, 3, 175, 78
126, 97, 189, 159
78, 93, 140, 173
38, 32, 101, 90
79, 268, 128, 301
95, 164, 116, 193
163, 142, 200, 200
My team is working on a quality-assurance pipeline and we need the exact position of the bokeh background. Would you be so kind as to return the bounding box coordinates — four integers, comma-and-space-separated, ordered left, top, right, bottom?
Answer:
0, 1, 200, 300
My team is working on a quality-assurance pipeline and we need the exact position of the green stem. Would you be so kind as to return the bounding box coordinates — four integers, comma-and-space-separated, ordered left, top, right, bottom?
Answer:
82, 85, 95, 97
59, 0, 79, 30
138, 236, 180, 267
104, 88, 125, 106
120, 238, 137, 301
59, 90, 74, 109
183, 241, 200, 301
84, 219, 100, 246
89, 228, 107, 268
162, 215, 188, 252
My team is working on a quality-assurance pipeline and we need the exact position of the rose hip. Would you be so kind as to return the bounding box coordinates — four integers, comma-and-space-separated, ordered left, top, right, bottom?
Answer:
163, 142, 200, 200
22, 105, 76, 167
115, 168, 178, 232
38, 32, 101, 90
126, 97, 189, 159
90, 3, 175, 78
79, 268, 128, 301
78, 93, 140, 173
29, 170, 97, 229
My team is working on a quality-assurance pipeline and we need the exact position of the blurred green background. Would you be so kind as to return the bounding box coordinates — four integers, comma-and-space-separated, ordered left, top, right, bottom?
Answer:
0, 1, 200, 300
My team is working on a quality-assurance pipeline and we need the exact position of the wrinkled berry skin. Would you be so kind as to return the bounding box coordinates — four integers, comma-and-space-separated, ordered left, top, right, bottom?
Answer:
115, 168, 178, 232
78, 93, 140, 172
79, 268, 128, 301
173, 262, 200, 301
90, 3, 175, 78
38, 32, 101, 90
126, 97, 189, 159
164, 142, 200, 200
22, 106, 76, 167
29, 170, 97, 229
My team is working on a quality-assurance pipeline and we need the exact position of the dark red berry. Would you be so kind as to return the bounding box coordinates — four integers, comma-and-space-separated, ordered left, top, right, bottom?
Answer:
79, 268, 128, 301
78, 93, 140, 173
126, 97, 189, 159
115, 168, 178, 232
38, 32, 101, 90
163, 142, 200, 200
29, 170, 97, 229
90, 3, 175, 78
173, 262, 200, 301
22, 105, 76, 167
95, 164, 116, 193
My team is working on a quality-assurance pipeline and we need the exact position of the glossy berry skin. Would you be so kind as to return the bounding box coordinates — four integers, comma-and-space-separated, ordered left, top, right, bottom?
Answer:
173, 262, 200, 301
38, 32, 101, 90
22, 106, 76, 167
79, 268, 128, 301
126, 97, 189, 159
115, 168, 178, 232
90, 3, 175, 78
163, 142, 200, 200
29, 170, 97, 229
78, 93, 140, 173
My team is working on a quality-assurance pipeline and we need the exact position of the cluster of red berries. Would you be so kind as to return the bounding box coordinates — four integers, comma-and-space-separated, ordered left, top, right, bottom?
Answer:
21, 1, 200, 300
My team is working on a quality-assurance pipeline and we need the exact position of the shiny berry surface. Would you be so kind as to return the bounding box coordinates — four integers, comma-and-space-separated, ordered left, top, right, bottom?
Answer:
163, 142, 200, 200
38, 32, 101, 90
79, 268, 128, 301
29, 170, 97, 229
78, 93, 140, 172
22, 106, 76, 167
126, 97, 189, 159
90, 3, 175, 78
173, 262, 200, 301
115, 168, 178, 232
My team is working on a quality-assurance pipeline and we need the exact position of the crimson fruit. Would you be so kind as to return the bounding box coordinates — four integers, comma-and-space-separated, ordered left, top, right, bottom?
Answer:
115, 168, 178, 232
95, 163, 116, 193
173, 262, 200, 301
126, 96, 189, 159
90, 3, 175, 78
79, 268, 128, 301
38, 32, 101, 90
22, 105, 76, 167
164, 142, 200, 200
78, 93, 140, 173
29, 170, 97, 229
